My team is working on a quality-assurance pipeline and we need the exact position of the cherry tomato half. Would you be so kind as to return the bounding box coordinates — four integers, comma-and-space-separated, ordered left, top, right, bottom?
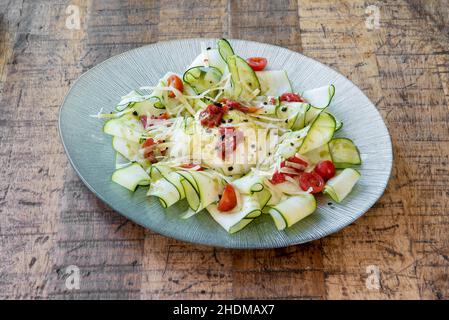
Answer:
314, 160, 336, 181
218, 184, 238, 212
299, 172, 325, 194
247, 57, 268, 71
167, 75, 184, 98
280, 93, 305, 103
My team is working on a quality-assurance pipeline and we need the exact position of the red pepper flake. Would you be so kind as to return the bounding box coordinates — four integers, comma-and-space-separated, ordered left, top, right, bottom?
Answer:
200, 103, 229, 128
141, 138, 166, 163
219, 98, 259, 113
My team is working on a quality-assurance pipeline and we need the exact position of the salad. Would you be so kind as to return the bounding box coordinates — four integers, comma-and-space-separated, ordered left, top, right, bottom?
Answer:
97, 39, 362, 234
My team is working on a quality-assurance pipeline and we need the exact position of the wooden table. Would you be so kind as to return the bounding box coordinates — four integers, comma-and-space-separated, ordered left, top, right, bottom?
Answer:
1, 0, 448, 300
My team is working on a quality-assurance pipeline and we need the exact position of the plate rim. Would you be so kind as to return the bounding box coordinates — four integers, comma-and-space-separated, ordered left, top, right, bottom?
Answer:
58, 38, 393, 249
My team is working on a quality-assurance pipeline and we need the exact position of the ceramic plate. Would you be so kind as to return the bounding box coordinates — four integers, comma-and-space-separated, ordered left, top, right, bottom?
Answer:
59, 39, 392, 248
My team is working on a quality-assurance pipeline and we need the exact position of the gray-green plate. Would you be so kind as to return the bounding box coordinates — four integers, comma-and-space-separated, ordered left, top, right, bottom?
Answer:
59, 38, 392, 249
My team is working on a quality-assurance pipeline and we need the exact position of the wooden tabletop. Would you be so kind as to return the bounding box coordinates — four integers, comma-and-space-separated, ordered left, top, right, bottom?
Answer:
1, 0, 448, 300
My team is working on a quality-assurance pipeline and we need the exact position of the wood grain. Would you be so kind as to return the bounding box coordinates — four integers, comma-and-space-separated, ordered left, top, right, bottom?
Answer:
0, 0, 448, 299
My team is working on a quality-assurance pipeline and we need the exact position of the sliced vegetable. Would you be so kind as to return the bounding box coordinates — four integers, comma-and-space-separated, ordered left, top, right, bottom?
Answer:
227, 55, 260, 100
112, 163, 150, 191
303, 144, 332, 167
268, 194, 316, 230
115, 152, 131, 169
207, 194, 260, 233
147, 166, 185, 208
133, 97, 165, 116
276, 102, 309, 130
183, 66, 222, 95
335, 118, 343, 131
177, 170, 220, 212
254, 96, 279, 114
301, 85, 335, 109
324, 168, 361, 203
298, 112, 336, 154
103, 113, 144, 143
112, 136, 139, 162
233, 172, 264, 194
217, 38, 234, 62
256, 71, 292, 96
304, 105, 323, 125
329, 138, 361, 168
147, 174, 184, 208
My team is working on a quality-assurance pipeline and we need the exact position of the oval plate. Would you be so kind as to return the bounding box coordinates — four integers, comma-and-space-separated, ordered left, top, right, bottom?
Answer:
59, 39, 392, 249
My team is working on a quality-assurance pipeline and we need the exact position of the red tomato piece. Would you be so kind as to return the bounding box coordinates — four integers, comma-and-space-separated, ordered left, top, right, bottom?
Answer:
270, 170, 286, 184
167, 75, 183, 98
299, 172, 325, 194
286, 156, 308, 169
217, 184, 238, 212
200, 103, 229, 128
314, 160, 336, 181
280, 93, 305, 103
247, 57, 268, 71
